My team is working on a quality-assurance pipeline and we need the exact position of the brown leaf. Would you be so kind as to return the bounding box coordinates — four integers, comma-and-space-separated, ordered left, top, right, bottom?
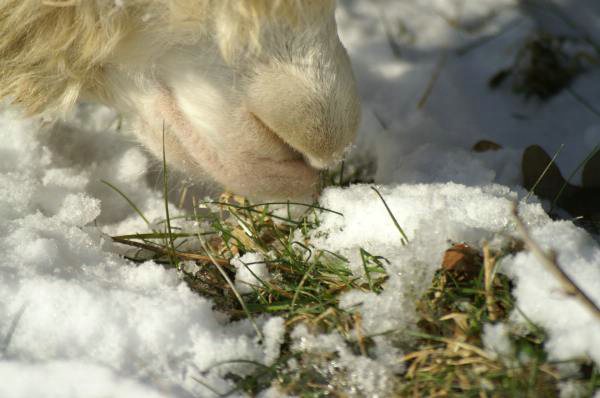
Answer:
472, 140, 502, 152
441, 243, 481, 275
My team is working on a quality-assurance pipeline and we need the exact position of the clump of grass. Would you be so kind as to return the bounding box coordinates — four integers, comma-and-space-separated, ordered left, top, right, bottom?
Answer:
104, 165, 598, 397
397, 239, 599, 397
116, 194, 386, 321
110, 189, 392, 395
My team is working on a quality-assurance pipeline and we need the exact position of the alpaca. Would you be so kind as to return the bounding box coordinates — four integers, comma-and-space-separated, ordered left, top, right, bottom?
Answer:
0, 0, 361, 201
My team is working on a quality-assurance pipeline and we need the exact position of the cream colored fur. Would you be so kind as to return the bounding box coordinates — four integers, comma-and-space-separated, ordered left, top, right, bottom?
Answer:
0, 0, 360, 200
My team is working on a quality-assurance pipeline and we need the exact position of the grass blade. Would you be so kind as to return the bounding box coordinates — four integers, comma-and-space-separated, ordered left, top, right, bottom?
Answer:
524, 143, 565, 203
551, 144, 600, 213
161, 122, 177, 266
371, 186, 409, 245
101, 180, 151, 227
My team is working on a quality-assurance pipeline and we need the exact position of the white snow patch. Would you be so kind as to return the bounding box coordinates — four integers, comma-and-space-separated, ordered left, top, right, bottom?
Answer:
482, 322, 515, 360
0, 106, 281, 397
504, 221, 600, 364
291, 325, 397, 397
0, 361, 169, 398
232, 252, 271, 294
262, 317, 286, 366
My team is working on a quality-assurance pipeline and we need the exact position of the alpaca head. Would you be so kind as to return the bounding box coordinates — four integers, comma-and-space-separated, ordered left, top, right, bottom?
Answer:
4, 1, 360, 201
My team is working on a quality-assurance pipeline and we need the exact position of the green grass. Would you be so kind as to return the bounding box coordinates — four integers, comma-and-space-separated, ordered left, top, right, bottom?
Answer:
103, 158, 599, 397
107, 195, 598, 396
404, 242, 557, 397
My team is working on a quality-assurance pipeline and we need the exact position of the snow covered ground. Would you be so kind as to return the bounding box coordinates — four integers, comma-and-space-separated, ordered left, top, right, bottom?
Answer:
1, 0, 600, 397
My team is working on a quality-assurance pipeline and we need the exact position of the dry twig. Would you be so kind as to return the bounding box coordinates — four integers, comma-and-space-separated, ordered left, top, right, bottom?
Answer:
482, 242, 499, 321
417, 51, 449, 109
111, 236, 230, 266
512, 204, 600, 322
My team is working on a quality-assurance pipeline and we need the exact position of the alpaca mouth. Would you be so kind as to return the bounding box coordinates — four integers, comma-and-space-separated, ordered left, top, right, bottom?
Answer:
248, 111, 332, 171
248, 112, 310, 165
155, 88, 320, 200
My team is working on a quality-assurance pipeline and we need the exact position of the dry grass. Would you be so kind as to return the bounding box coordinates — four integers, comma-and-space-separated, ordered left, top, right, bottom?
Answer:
105, 163, 599, 397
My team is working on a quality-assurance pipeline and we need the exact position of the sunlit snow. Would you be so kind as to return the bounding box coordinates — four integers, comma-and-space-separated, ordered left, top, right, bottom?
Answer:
1, 0, 600, 397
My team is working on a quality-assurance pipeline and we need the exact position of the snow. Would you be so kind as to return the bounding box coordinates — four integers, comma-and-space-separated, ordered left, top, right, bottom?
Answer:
314, 183, 548, 338
232, 252, 271, 295
291, 325, 398, 397
482, 322, 515, 361
0, 361, 168, 398
1, 0, 600, 396
505, 221, 600, 364
0, 107, 282, 397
